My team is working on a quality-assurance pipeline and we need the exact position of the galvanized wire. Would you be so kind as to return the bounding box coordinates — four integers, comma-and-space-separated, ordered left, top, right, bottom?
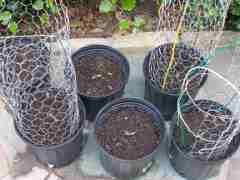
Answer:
0, 1, 80, 146
148, 0, 232, 91
177, 66, 240, 160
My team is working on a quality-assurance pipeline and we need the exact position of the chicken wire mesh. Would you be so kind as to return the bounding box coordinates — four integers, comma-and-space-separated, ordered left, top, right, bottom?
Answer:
176, 66, 240, 161
147, 42, 208, 94
157, 0, 231, 55
0, 1, 81, 146
147, 0, 231, 92
0, 0, 69, 36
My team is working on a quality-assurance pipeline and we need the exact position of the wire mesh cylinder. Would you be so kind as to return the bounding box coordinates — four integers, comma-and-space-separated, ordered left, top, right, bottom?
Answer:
147, 42, 207, 94
176, 66, 240, 161
157, 0, 232, 56
0, 1, 80, 146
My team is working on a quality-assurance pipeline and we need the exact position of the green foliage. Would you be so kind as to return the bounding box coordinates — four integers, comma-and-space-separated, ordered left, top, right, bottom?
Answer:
0, 0, 58, 35
121, 0, 136, 11
99, 0, 144, 31
118, 16, 145, 32
119, 19, 130, 30
33, 0, 44, 10
227, 0, 240, 30
0, 11, 12, 25
133, 16, 145, 28
230, 0, 240, 16
8, 21, 17, 33
99, 0, 136, 13
39, 12, 49, 25
187, 0, 223, 30
99, 0, 116, 13
132, 16, 145, 32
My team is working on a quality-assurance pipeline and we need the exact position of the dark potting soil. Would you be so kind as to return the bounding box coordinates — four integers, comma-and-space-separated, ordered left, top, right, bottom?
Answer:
96, 106, 161, 160
174, 100, 237, 160
75, 55, 124, 97
149, 43, 205, 94
18, 88, 79, 146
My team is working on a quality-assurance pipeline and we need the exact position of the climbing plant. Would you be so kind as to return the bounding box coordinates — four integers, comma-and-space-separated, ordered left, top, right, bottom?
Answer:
0, 0, 59, 35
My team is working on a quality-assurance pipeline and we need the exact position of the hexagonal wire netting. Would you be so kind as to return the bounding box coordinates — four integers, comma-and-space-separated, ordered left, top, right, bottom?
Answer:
148, 0, 232, 92
0, 0, 80, 146
177, 66, 240, 161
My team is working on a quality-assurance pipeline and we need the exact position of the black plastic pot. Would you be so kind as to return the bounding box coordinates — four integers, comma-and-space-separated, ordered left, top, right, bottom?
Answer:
143, 44, 207, 121
94, 98, 166, 179
14, 96, 86, 168
72, 45, 130, 122
169, 117, 240, 180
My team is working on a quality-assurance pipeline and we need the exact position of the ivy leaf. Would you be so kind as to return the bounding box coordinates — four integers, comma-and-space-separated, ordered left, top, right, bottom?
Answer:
40, 12, 49, 25
50, 5, 59, 14
8, 21, 17, 33
33, 0, 44, 10
46, 0, 54, 8
0, 11, 12, 25
121, 0, 136, 11
133, 16, 145, 28
111, 0, 118, 4
0, 0, 4, 7
99, 0, 114, 13
46, 0, 58, 14
119, 19, 130, 30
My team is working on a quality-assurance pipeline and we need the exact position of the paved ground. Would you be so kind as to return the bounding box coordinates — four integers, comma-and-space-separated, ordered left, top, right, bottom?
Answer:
0, 32, 240, 180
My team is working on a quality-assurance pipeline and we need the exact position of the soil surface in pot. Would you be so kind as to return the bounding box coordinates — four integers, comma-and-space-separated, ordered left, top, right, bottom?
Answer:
75, 55, 124, 97
148, 43, 206, 94
96, 106, 161, 160
174, 100, 237, 160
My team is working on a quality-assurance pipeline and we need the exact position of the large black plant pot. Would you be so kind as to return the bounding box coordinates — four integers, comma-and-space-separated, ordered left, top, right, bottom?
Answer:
14, 96, 86, 168
72, 45, 130, 122
169, 102, 240, 180
169, 132, 240, 180
94, 98, 166, 179
143, 43, 208, 121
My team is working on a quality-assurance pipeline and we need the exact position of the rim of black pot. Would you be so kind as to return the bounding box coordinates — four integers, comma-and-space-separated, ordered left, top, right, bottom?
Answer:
171, 100, 240, 163
72, 44, 130, 99
94, 97, 166, 162
143, 42, 207, 97
14, 96, 86, 150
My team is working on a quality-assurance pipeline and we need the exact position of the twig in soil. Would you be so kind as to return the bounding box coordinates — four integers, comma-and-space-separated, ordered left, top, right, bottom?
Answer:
123, 130, 137, 136
107, 85, 113, 90
91, 74, 102, 80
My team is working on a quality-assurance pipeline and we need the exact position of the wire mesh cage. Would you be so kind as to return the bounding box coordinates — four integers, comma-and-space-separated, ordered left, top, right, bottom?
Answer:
157, 0, 231, 56
0, 0, 70, 36
147, 42, 208, 94
0, 0, 81, 146
176, 66, 240, 161
146, 0, 232, 93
